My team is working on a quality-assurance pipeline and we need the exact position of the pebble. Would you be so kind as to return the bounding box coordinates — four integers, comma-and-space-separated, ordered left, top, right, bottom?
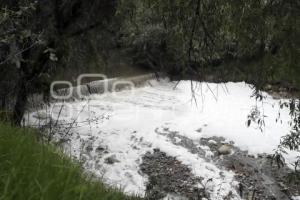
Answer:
104, 155, 120, 164
218, 144, 232, 155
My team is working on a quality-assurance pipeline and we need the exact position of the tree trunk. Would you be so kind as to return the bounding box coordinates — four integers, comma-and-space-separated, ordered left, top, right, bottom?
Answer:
0, 96, 5, 109
12, 76, 27, 126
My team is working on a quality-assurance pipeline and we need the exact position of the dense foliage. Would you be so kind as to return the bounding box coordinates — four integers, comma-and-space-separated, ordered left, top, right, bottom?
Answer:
117, 0, 299, 86
0, 0, 117, 124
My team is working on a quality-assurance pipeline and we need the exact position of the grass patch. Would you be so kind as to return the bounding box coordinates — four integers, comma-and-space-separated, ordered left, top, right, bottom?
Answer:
0, 123, 141, 200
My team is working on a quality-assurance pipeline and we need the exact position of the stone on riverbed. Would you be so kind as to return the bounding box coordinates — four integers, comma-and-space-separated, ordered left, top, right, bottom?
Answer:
218, 144, 232, 155
104, 155, 120, 165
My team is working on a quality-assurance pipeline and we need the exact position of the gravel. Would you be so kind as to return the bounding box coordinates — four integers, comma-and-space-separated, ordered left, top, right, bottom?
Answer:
140, 149, 208, 200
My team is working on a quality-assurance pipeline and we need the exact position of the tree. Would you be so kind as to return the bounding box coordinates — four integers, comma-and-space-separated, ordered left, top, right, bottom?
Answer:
118, 0, 299, 85
0, 0, 117, 125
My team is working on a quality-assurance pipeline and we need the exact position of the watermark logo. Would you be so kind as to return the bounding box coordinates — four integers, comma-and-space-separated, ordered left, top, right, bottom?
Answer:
50, 73, 136, 100
50, 81, 73, 100
48, 73, 179, 129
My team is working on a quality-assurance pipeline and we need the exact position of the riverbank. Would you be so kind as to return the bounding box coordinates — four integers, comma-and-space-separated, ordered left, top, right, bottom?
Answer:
0, 123, 140, 200
25, 78, 300, 199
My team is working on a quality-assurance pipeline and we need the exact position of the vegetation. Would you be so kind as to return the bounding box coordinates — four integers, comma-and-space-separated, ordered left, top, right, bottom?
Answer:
0, 0, 299, 191
0, 0, 117, 124
0, 123, 140, 200
0, 0, 299, 123
117, 0, 299, 86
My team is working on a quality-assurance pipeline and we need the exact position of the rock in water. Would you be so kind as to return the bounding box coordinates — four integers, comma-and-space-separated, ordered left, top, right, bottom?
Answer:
104, 155, 120, 165
264, 84, 272, 91
218, 144, 232, 155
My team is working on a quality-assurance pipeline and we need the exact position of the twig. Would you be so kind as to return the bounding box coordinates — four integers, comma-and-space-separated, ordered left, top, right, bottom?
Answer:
173, 80, 181, 90
0, 41, 39, 66
64, 100, 90, 137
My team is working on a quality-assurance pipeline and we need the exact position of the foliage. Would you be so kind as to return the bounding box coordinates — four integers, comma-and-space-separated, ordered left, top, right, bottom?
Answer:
275, 100, 300, 171
117, 0, 300, 85
0, 0, 117, 125
0, 123, 141, 200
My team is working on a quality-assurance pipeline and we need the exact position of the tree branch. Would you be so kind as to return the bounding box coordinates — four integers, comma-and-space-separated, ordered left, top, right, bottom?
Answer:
66, 21, 104, 38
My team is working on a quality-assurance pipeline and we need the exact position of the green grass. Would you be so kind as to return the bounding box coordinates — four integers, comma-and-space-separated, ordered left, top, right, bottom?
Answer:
0, 123, 141, 200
